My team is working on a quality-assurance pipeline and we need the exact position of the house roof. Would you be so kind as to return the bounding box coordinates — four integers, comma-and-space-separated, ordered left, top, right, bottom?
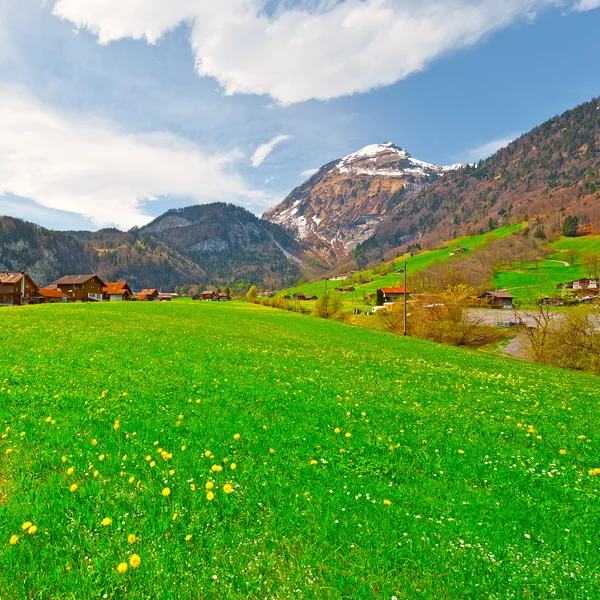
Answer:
53, 274, 105, 286
38, 287, 72, 300
104, 282, 131, 295
0, 272, 25, 284
380, 287, 410, 294
481, 290, 515, 299
140, 288, 158, 295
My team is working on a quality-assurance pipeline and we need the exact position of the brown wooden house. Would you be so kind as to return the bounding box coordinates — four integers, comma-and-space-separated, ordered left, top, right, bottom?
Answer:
0, 272, 39, 306
103, 281, 133, 302
479, 290, 515, 309
52, 274, 106, 302
201, 291, 217, 301
379, 287, 411, 303
138, 288, 159, 301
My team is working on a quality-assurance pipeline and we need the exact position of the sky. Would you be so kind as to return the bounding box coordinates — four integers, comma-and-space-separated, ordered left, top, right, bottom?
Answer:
0, 0, 599, 231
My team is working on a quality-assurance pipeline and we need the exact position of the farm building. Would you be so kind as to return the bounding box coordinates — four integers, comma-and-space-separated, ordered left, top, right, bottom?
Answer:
378, 287, 411, 303
158, 293, 173, 302
52, 274, 106, 302
479, 290, 515, 309
0, 272, 39, 306
37, 288, 74, 303
103, 282, 132, 302
304, 295, 318, 301
451, 247, 469, 256
192, 294, 201, 301
217, 293, 231, 301
201, 291, 217, 301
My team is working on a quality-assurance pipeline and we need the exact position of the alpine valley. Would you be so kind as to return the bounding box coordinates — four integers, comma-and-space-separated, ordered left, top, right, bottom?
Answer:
0, 97, 598, 289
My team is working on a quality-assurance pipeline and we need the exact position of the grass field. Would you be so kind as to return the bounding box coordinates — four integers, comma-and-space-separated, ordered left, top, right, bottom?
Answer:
1, 301, 599, 599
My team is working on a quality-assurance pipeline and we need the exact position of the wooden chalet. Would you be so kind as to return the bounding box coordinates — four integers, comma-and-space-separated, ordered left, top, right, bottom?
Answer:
201, 291, 217, 301
451, 247, 469, 256
37, 287, 74, 303
217, 293, 231, 302
192, 294, 201, 301
379, 287, 411, 303
103, 282, 133, 302
0, 272, 39, 306
158, 293, 173, 302
52, 274, 106, 302
137, 288, 159, 301
479, 290, 515, 310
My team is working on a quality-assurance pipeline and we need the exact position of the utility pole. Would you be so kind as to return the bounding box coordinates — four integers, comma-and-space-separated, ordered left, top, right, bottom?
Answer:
403, 259, 408, 336
324, 277, 328, 318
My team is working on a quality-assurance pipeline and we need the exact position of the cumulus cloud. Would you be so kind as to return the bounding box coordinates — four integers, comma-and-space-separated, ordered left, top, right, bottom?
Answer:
51, 0, 598, 104
251, 135, 292, 167
463, 135, 518, 162
0, 86, 258, 230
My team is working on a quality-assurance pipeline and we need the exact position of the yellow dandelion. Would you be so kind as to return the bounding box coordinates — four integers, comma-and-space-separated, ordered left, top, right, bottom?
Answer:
161, 487, 171, 497
211, 465, 223, 472
67, 467, 74, 475
45, 416, 52, 423
310, 459, 318, 465
117, 562, 128, 574
102, 518, 111, 527
21, 521, 32, 531
145, 455, 151, 461
128, 534, 136, 543
383, 499, 392, 506
559, 449, 567, 455
169, 469, 175, 476
93, 470, 99, 477
91, 439, 97, 446
113, 420, 120, 431
458, 449, 465, 454
230, 463, 237, 470
5, 448, 12, 455
269, 448, 275, 454
206, 481, 214, 490
334, 428, 341, 434
149, 460, 156, 468
175, 421, 181, 427
27, 525, 37, 535
340, 448, 345, 453
223, 483, 233, 494
9, 535, 18, 545
61, 456, 67, 463
185, 534, 192, 541
233, 433, 240, 441
70, 483, 78, 493
190, 483, 196, 491
181, 446, 186, 451
206, 491, 215, 501
172, 513, 178, 521
345, 432, 352, 438
99, 454, 105, 461
579, 435, 587, 440
204, 450, 211, 458
128, 476, 135, 484
178, 414, 184, 420
129, 554, 141, 569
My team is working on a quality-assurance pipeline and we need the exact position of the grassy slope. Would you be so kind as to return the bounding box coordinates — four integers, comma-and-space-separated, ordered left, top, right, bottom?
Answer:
0, 301, 598, 599
494, 234, 600, 304
284, 223, 525, 303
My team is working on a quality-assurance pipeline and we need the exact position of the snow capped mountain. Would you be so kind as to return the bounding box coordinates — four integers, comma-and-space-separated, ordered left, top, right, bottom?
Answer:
263, 143, 460, 263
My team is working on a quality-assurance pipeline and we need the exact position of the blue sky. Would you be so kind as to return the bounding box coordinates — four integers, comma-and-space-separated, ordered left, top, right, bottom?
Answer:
0, 0, 598, 231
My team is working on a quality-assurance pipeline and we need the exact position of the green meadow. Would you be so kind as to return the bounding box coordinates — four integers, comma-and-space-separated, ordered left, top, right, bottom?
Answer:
1, 301, 599, 599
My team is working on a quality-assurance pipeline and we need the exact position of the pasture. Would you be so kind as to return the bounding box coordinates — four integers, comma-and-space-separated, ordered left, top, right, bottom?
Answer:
0, 301, 598, 599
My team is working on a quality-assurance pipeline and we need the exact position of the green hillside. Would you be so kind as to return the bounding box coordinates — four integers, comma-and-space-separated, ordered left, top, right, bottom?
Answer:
285, 222, 525, 303
1, 302, 598, 598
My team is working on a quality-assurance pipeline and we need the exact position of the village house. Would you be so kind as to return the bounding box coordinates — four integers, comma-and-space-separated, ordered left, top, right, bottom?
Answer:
217, 293, 231, 302
0, 272, 39, 306
451, 247, 469, 256
138, 288, 159, 301
479, 290, 516, 310
557, 278, 599, 297
103, 282, 133, 302
37, 287, 74, 303
378, 287, 411, 303
51, 274, 106, 302
158, 293, 173, 302
201, 291, 217, 301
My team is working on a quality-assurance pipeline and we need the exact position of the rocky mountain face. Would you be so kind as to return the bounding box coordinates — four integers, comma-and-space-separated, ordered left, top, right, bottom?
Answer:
263, 143, 459, 263
357, 97, 600, 265
0, 204, 312, 289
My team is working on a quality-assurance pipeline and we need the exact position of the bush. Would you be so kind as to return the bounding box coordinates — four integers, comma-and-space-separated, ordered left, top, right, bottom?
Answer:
313, 291, 344, 319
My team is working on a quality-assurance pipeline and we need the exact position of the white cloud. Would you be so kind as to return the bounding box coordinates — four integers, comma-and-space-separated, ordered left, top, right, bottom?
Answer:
463, 135, 518, 162
51, 0, 597, 104
300, 168, 319, 178
573, 0, 600, 10
251, 135, 292, 168
0, 86, 260, 230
